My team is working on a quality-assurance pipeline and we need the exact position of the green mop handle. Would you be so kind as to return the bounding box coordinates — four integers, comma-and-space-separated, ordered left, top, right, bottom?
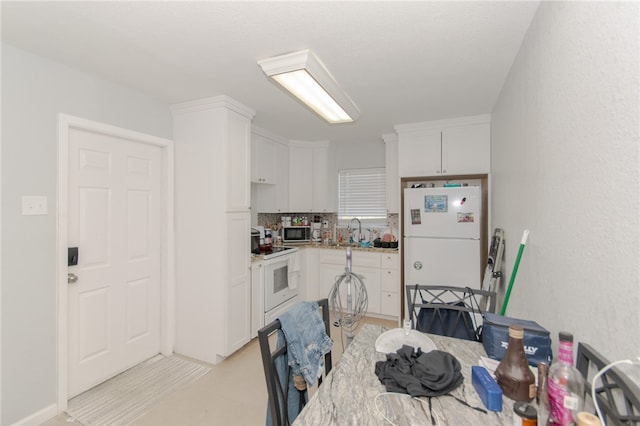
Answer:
500, 230, 529, 315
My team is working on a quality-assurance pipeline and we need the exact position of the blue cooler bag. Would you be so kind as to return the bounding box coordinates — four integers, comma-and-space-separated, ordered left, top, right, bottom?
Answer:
482, 313, 553, 366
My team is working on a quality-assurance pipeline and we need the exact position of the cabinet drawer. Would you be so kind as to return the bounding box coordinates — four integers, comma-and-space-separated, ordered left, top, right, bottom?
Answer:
319, 249, 380, 268
380, 291, 399, 317
380, 268, 400, 292
381, 253, 399, 270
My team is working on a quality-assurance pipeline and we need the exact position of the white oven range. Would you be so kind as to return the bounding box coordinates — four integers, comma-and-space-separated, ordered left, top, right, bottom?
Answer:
262, 246, 300, 325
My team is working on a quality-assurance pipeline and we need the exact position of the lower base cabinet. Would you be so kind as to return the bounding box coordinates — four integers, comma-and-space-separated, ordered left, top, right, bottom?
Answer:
312, 248, 398, 319
250, 261, 264, 338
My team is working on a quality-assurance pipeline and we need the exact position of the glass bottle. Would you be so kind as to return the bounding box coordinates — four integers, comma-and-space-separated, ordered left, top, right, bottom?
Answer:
494, 325, 536, 402
537, 361, 550, 425
547, 332, 585, 425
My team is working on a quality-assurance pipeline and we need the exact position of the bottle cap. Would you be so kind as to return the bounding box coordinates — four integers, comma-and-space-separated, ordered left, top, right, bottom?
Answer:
576, 411, 602, 426
508, 325, 524, 339
513, 402, 537, 419
559, 331, 574, 342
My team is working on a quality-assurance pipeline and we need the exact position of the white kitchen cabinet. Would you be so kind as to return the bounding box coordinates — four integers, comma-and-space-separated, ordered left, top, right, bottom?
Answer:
226, 212, 252, 354
383, 133, 400, 214
380, 253, 400, 317
289, 143, 314, 211
312, 143, 335, 212
289, 141, 333, 213
172, 95, 255, 364
251, 132, 276, 184
318, 249, 382, 316
250, 260, 264, 339
304, 248, 319, 301
398, 129, 441, 177
254, 127, 289, 212
396, 115, 490, 177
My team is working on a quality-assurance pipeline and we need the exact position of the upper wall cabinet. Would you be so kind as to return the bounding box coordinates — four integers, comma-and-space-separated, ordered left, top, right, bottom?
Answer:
253, 127, 289, 212
383, 133, 399, 214
289, 141, 333, 213
396, 115, 490, 177
251, 131, 277, 184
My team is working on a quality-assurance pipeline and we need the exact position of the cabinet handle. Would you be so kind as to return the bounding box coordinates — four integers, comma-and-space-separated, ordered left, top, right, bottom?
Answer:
442, 169, 446, 173
436, 170, 441, 174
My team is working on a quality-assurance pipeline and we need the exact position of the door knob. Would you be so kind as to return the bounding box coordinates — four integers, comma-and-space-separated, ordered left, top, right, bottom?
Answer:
67, 273, 78, 284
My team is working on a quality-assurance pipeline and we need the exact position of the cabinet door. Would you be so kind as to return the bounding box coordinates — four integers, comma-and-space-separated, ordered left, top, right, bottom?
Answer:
312, 146, 335, 212
227, 111, 252, 211
320, 263, 380, 315
226, 212, 251, 354
442, 123, 490, 175
398, 130, 441, 177
380, 291, 399, 317
304, 248, 319, 301
384, 136, 399, 213
250, 261, 264, 338
319, 263, 346, 302
251, 133, 276, 184
289, 145, 313, 211
255, 141, 289, 212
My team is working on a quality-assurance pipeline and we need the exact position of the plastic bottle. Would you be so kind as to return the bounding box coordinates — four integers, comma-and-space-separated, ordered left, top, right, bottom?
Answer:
537, 361, 550, 424
494, 325, 536, 402
547, 332, 585, 425
403, 317, 411, 336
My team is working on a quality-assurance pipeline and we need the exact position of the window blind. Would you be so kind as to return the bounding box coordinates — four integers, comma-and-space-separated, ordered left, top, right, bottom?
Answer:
338, 168, 386, 226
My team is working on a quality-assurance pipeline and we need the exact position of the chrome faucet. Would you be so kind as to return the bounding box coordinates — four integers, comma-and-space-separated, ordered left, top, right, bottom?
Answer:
349, 217, 363, 242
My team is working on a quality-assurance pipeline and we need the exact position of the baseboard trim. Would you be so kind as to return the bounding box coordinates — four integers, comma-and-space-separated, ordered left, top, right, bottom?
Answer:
11, 403, 57, 426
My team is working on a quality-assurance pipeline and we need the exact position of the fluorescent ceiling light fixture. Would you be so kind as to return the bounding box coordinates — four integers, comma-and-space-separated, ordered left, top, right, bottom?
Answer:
258, 49, 360, 124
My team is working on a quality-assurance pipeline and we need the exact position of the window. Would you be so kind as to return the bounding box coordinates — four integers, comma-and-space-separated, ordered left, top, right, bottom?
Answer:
338, 168, 386, 227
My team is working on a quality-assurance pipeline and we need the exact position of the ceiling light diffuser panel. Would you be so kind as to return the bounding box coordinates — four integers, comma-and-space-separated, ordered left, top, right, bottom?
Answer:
258, 49, 360, 124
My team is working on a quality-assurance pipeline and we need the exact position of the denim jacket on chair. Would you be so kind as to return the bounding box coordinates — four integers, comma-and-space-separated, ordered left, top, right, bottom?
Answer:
279, 300, 333, 386
266, 301, 333, 425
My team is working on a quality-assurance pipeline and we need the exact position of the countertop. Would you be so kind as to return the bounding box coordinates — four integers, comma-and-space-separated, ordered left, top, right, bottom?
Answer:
252, 243, 398, 262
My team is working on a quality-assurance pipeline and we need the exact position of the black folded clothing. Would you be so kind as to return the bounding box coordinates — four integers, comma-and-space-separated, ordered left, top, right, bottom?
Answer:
374, 344, 463, 397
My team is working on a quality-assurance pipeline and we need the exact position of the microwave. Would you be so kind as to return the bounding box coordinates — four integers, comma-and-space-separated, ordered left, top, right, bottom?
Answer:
282, 226, 311, 243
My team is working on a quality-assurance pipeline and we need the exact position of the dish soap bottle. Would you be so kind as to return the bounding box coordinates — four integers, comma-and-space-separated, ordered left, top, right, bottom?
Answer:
547, 332, 584, 425
494, 325, 536, 401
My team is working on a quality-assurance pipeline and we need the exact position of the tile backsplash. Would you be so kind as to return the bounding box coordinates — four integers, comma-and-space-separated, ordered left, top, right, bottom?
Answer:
256, 212, 399, 242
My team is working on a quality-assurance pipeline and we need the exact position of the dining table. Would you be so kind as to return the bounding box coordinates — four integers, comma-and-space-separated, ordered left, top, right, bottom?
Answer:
293, 324, 523, 425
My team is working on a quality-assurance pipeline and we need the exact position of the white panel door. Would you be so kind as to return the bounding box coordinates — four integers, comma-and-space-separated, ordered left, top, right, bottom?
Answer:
67, 128, 162, 397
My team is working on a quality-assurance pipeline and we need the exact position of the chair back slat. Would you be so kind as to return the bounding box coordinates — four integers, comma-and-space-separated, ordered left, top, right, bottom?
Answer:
577, 342, 640, 426
405, 285, 496, 341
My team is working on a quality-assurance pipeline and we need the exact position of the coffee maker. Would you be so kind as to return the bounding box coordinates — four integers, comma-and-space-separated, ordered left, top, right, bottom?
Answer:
311, 215, 322, 242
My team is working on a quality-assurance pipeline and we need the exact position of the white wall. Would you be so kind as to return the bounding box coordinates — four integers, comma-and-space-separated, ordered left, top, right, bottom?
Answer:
1, 43, 172, 425
491, 3, 639, 363
334, 139, 385, 171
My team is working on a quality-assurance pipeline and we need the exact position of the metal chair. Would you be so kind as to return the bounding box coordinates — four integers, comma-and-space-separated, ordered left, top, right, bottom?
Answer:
576, 342, 640, 425
405, 284, 496, 341
258, 299, 332, 426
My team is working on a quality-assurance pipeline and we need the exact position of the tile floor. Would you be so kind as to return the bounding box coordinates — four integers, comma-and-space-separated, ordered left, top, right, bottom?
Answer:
42, 315, 397, 426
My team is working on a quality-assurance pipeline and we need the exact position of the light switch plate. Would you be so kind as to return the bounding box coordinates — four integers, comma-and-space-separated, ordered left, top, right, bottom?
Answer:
22, 196, 48, 215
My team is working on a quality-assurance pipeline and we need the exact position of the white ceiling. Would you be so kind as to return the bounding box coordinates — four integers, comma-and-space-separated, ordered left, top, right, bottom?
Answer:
1, 1, 540, 144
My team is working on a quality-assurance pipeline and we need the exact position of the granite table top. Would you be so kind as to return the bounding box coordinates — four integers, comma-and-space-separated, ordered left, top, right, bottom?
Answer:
293, 324, 521, 425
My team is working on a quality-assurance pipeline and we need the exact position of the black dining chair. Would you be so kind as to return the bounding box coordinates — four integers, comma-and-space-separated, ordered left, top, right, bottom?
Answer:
257, 298, 333, 426
405, 284, 496, 341
576, 342, 640, 425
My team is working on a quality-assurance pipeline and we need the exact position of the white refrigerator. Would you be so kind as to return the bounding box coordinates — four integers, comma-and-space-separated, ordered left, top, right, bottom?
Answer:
403, 186, 482, 289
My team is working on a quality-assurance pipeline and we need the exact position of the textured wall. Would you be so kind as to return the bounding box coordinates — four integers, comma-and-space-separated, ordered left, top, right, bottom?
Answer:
1, 43, 172, 425
491, 2, 639, 363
